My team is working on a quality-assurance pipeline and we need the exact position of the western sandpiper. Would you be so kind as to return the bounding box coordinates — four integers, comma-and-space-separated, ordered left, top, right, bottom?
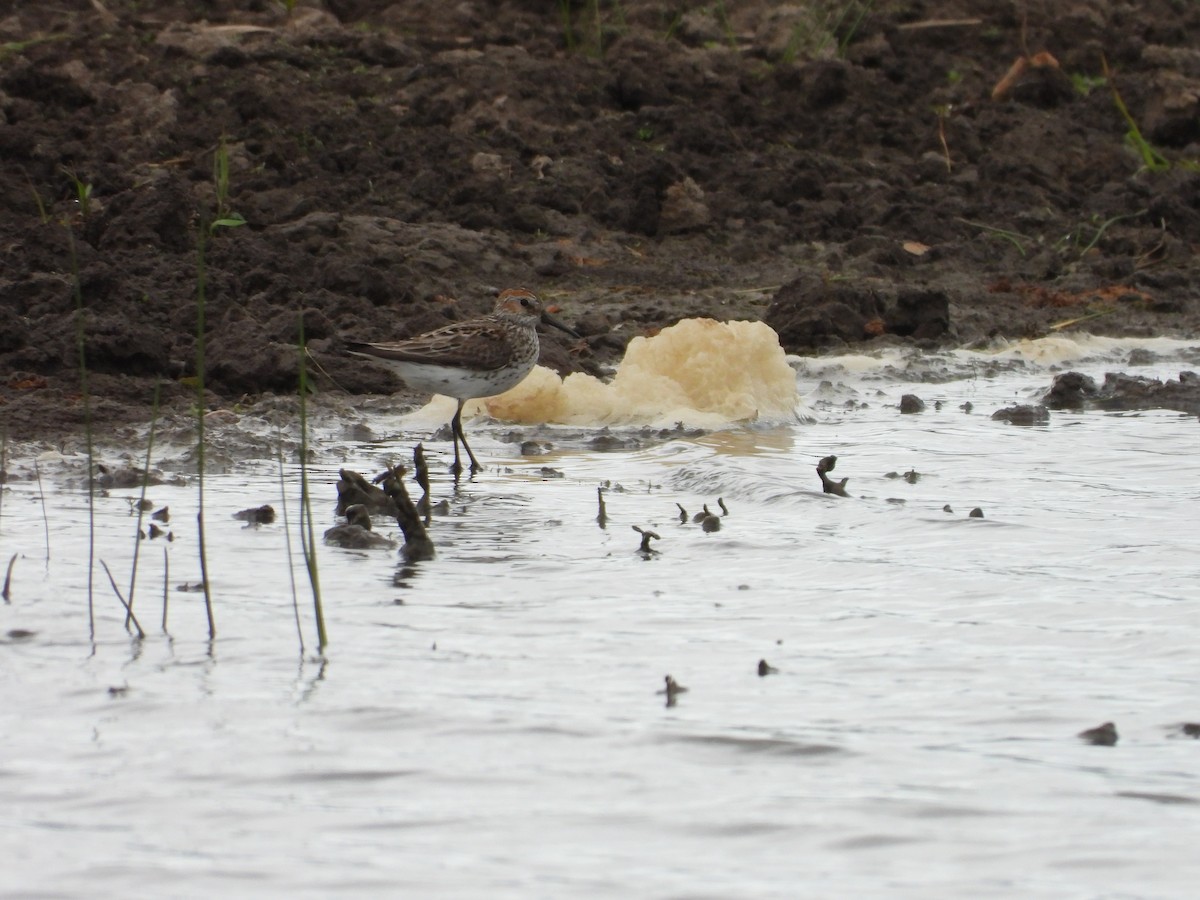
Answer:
347, 288, 576, 474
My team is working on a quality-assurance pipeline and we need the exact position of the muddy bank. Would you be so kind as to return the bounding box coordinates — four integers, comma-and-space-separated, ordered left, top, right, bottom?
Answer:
1, 1, 1199, 441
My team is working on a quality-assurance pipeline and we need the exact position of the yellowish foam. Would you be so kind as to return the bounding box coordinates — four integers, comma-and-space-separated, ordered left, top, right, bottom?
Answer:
449, 318, 799, 429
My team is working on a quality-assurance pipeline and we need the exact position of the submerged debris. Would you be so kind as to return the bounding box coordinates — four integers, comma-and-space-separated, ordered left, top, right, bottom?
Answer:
968, 507, 984, 518
333, 460, 435, 561
95, 464, 165, 489
413, 444, 431, 520
145, 523, 173, 541
233, 504, 276, 525
991, 404, 1050, 426
632, 525, 660, 557
337, 469, 399, 517
323, 508, 397, 550
817, 455, 849, 497
345, 504, 372, 530
657, 674, 688, 707
596, 486, 607, 528
1078, 722, 1119, 746
1044, 370, 1200, 416
377, 464, 436, 563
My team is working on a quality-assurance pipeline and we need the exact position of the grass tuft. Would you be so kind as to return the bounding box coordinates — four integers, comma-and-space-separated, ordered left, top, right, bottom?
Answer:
1102, 56, 1171, 172
211, 138, 247, 231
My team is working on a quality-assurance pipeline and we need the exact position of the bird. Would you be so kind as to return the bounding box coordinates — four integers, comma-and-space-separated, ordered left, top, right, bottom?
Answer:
346, 288, 577, 475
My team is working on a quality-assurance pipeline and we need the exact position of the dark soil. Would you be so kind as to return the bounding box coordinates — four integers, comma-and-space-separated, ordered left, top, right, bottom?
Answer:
2, 0, 1199, 441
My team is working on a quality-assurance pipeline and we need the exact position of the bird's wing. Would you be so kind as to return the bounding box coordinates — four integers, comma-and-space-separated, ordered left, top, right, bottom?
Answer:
348, 319, 523, 371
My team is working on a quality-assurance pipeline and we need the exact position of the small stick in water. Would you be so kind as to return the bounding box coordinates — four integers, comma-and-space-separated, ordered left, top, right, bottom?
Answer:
596, 487, 607, 528
2, 553, 16, 603
414, 444, 431, 521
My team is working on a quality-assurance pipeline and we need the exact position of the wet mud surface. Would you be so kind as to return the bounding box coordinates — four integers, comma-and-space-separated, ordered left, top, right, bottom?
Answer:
2, 0, 1199, 441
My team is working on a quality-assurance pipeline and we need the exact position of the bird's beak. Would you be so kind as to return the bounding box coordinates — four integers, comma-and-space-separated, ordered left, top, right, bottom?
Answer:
541, 309, 581, 339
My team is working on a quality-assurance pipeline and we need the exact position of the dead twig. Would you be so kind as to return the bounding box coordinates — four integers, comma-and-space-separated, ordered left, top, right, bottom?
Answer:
991, 50, 1060, 101
896, 18, 982, 31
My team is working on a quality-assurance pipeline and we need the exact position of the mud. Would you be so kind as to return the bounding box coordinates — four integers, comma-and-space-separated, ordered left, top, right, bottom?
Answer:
1, 1, 1198, 441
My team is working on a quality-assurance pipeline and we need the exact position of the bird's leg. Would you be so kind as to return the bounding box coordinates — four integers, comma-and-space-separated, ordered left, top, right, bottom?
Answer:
449, 401, 465, 476
451, 401, 483, 474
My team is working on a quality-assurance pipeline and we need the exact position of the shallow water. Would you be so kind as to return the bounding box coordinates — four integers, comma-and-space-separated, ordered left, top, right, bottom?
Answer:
3, 335, 1200, 898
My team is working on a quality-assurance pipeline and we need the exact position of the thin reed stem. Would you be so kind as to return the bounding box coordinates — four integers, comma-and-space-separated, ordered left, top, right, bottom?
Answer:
100, 559, 145, 640
0, 428, 6, 538
161, 546, 170, 634
67, 226, 95, 639
33, 460, 49, 561
127, 380, 161, 628
276, 429, 304, 655
195, 223, 215, 638
297, 317, 326, 651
